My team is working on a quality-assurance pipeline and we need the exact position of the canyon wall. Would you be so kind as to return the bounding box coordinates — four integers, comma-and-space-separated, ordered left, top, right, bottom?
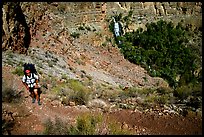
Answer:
2, 2, 202, 53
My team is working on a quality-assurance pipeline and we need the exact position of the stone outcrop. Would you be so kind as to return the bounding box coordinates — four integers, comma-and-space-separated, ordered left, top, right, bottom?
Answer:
1, 2, 202, 53
2, 2, 30, 53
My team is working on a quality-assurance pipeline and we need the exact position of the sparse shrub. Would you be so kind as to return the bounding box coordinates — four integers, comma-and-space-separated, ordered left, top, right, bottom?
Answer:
70, 32, 80, 38
37, 62, 43, 68
92, 28, 96, 32
7, 50, 14, 58
2, 117, 15, 135
108, 120, 132, 135
85, 26, 91, 31
51, 82, 67, 95
95, 32, 102, 37
78, 26, 85, 30
43, 112, 133, 135
43, 118, 54, 135
67, 113, 132, 135
173, 85, 193, 101
43, 117, 69, 135
51, 79, 90, 105
12, 66, 24, 76
69, 89, 88, 105
101, 42, 107, 47
2, 78, 23, 103
156, 87, 171, 95
38, 70, 43, 75
7, 59, 13, 66
75, 58, 84, 65
154, 95, 169, 104
61, 74, 68, 80
57, 4, 66, 13
69, 114, 101, 135
48, 60, 54, 67
122, 87, 140, 98
18, 60, 24, 66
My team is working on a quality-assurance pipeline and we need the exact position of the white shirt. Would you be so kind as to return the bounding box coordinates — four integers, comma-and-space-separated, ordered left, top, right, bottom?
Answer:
22, 73, 39, 88
114, 22, 120, 37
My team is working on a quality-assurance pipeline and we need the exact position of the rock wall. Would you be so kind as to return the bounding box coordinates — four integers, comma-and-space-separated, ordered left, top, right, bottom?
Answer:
2, 2, 202, 53
20, 2, 202, 26
2, 2, 30, 54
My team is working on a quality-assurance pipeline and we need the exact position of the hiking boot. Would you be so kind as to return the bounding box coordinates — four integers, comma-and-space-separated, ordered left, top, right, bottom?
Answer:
38, 101, 41, 105
32, 98, 36, 103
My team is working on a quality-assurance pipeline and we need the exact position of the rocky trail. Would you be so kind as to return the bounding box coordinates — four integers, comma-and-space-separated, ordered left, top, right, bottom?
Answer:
2, 56, 202, 135
2, 86, 202, 135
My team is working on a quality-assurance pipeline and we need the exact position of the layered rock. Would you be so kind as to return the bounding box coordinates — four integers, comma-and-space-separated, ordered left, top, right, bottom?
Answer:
2, 2, 202, 53
2, 2, 30, 54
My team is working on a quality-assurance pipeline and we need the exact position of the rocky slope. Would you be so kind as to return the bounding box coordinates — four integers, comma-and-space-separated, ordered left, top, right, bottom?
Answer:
2, 2, 202, 135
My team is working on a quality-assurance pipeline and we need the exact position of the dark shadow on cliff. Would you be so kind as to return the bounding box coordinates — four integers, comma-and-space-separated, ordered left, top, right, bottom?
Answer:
15, 3, 31, 50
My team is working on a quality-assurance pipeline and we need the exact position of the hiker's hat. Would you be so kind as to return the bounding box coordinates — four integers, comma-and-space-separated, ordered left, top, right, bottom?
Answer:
25, 69, 31, 74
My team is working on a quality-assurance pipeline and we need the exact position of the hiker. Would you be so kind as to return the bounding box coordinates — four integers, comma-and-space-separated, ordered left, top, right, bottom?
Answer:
22, 68, 41, 105
113, 17, 120, 37
113, 17, 123, 44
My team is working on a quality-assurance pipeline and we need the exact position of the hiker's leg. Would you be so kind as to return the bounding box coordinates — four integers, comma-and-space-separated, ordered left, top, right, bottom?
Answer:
34, 89, 41, 105
34, 89, 39, 101
30, 91, 35, 98
30, 88, 36, 103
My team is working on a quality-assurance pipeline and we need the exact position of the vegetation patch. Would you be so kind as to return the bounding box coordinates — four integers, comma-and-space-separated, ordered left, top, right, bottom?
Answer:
109, 15, 202, 111
43, 113, 133, 135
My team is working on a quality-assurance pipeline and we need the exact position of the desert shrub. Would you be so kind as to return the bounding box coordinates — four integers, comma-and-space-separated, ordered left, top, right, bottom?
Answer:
173, 85, 192, 101
2, 117, 15, 135
47, 60, 54, 67
50, 79, 91, 105
78, 26, 85, 30
43, 117, 69, 135
2, 78, 23, 103
85, 26, 91, 31
173, 82, 202, 108
67, 113, 133, 135
154, 95, 169, 104
108, 121, 133, 135
12, 66, 24, 76
57, 4, 66, 13
61, 74, 68, 80
7, 50, 14, 58
43, 113, 133, 135
156, 87, 172, 95
63, 79, 91, 105
67, 114, 102, 135
68, 89, 89, 105
70, 32, 80, 38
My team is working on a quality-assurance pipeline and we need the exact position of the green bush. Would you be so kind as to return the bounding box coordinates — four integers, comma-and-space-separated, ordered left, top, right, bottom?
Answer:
68, 89, 89, 105
70, 114, 101, 135
70, 32, 80, 38
68, 79, 90, 105
78, 26, 85, 30
174, 82, 202, 105
2, 79, 23, 103
43, 117, 69, 135
43, 113, 133, 135
12, 66, 24, 76
111, 19, 202, 89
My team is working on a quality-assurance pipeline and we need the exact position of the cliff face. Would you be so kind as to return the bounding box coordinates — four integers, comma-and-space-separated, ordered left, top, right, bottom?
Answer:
2, 2, 202, 53
2, 2, 30, 54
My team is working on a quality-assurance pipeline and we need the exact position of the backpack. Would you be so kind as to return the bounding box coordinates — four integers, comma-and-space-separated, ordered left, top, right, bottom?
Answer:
23, 63, 39, 81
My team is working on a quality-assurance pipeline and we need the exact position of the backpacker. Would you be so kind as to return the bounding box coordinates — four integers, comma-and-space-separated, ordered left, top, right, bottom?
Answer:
23, 63, 39, 81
